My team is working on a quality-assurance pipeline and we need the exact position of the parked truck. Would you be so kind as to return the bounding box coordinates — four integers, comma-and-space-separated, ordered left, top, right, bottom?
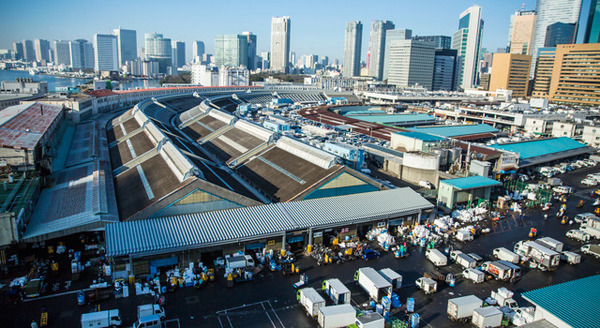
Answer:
425, 248, 448, 266
81, 310, 122, 328
322, 278, 351, 305
472, 306, 503, 328
493, 247, 520, 264
354, 267, 392, 301
378, 268, 402, 290
566, 229, 591, 242
447, 295, 482, 322
481, 261, 518, 281
317, 304, 356, 328
137, 304, 165, 321
462, 268, 485, 283
490, 287, 518, 309
514, 240, 560, 271
298, 287, 326, 317
561, 251, 581, 265
415, 277, 437, 294
580, 225, 600, 239
226, 254, 255, 269
581, 244, 600, 258
536, 237, 564, 252
450, 250, 477, 269
498, 260, 521, 279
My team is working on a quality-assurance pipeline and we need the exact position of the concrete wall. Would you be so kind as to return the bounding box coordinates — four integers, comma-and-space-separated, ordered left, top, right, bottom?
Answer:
401, 166, 439, 187
0, 212, 17, 246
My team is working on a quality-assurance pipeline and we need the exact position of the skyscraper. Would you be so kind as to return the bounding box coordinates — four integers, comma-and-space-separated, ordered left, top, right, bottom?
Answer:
171, 41, 186, 68
241, 32, 257, 71
585, 0, 600, 43
385, 39, 435, 89
549, 43, 600, 106
452, 5, 484, 90
532, 47, 556, 98
53, 40, 71, 66
488, 53, 532, 98
145, 33, 172, 73
508, 10, 536, 55
530, 0, 582, 76
13, 42, 23, 61
544, 22, 576, 47
413, 35, 452, 50
270, 16, 291, 73
432, 49, 459, 91
112, 28, 137, 65
93, 34, 118, 72
23, 40, 35, 62
343, 21, 363, 78
214, 35, 248, 68
368, 20, 395, 80
383, 29, 412, 81
34, 39, 51, 62
260, 51, 270, 70
192, 41, 205, 63
70, 39, 94, 70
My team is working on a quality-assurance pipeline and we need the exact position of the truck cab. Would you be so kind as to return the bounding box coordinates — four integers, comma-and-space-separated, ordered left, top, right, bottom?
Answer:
133, 314, 161, 328
137, 304, 165, 321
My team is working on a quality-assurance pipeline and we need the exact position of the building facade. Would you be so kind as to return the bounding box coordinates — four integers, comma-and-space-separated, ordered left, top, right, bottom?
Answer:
508, 10, 536, 55
544, 22, 576, 47
488, 53, 531, 98
383, 29, 412, 81
530, 0, 582, 76
145, 33, 172, 73
531, 47, 556, 98
13, 42, 24, 61
585, 0, 600, 43
34, 39, 51, 62
368, 20, 395, 80
171, 40, 186, 69
93, 34, 118, 72
385, 39, 435, 90
214, 34, 248, 68
53, 40, 71, 66
549, 43, 600, 106
23, 40, 35, 62
413, 35, 452, 50
219, 66, 250, 86
70, 39, 95, 70
581, 125, 600, 147
190, 64, 218, 86
112, 28, 137, 66
270, 16, 291, 73
192, 41, 205, 63
452, 5, 484, 90
242, 32, 257, 71
432, 49, 458, 91
343, 21, 363, 78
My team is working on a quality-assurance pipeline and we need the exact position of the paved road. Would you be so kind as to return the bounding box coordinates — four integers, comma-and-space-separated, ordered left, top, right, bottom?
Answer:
3, 166, 600, 328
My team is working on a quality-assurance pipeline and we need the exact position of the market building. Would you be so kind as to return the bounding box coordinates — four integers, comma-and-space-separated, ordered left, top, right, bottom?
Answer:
489, 137, 591, 168
437, 176, 501, 210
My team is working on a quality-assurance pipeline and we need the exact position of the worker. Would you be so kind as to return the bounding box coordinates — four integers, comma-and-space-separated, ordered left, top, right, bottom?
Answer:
544, 214, 548, 221
31, 320, 38, 328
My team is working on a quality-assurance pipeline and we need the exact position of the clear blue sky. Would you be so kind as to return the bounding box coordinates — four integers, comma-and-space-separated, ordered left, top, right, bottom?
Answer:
0, 0, 543, 62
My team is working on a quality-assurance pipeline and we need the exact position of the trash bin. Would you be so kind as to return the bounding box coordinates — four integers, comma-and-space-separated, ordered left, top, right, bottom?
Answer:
128, 275, 135, 284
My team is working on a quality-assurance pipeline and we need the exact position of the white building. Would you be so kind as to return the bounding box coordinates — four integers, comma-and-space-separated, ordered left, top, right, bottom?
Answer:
343, 21, 362, 77
219, 66, 249, 86
53, 40, 71, 66
525, 117, 565, 135
368, 20, 395, 80
192, 41, 205, 63
452, 5, 484, 90
93, 34, 119, 72
270, 16, 291, 73
551, 121, 581, 139
582, 125, 600, 147
190, 63, 219, 86
385, 39, 435, 90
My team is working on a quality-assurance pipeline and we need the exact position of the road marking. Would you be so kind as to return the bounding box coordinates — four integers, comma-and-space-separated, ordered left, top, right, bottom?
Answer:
267, 300, 285, 328
261, 302, 276, 327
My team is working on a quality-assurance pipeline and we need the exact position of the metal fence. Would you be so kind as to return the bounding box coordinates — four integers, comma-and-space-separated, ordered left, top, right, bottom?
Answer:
502, 180, 553, 208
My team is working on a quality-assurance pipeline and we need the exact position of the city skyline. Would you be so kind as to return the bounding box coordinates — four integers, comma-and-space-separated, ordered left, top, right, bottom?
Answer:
1, 0, 544, 63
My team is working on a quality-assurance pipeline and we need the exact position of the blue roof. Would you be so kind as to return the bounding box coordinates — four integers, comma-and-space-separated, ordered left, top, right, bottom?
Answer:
490, 137, 587, 159
346, 113, 436, 124
522, 274, 600, 328
407, 124, 498, 137
440, 176, 501, 190
396, 131, 445, 142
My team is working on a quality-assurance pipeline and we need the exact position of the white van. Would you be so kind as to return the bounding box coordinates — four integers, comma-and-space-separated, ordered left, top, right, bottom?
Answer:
552, 186, 573, 194
133, 314, 161, 328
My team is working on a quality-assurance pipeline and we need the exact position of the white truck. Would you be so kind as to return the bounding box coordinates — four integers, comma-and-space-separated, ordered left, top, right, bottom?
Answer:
322, 278, 351, 305
132, 314, 161, 328
450, 250, 477, 269
447, 295, 482, 322
514, 240, 560, 271
472, 306, 503, 328
425, 248, 448, 266
317, 304, 356, 328
462, 268, 485, 283
137, 304, 165, 321
225, 254, 255, 269
581, 244, 600, 258
493, 247, 520, 264
574, 213, 598, 224
355, 312, 385, 328
81, 310, 122, 328
586, 217, 600, 229
490, 287, 518, 309
481, 261, 518, 281
581, 225, 600, 239
415, 277, 437, 294
561, 251, 581, 265
566, 229, 591, 242
298, 287, 326, 317
378, 268, 402, 290
536, 237, 564, 252
354, 267, 392, 301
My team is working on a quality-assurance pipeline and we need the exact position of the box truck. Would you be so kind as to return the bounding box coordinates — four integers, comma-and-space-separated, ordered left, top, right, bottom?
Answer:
354, 267, 392, 301
378, 268, 402, 290
581, 244, 600, 258
355, 312, 384, 328
566, 229, 591, 242
415, 277, 437, 294
581, 225, 600, 239
536, 237, 564, 252
560, 251, 581, 265
450, 250, 477, 269
317, 304, 356, 328
493, 247, 520, 264
322, 278, 351, 305
298, 287, 326, 317
447, 295, 482, 321
425, 248, 448, 266
481, 261, 518, 281
137, 304, 165, 321
472, 306, 503, 328
514, 240, 560, 271
81, 310, 122, 328
462, 268, 484, 283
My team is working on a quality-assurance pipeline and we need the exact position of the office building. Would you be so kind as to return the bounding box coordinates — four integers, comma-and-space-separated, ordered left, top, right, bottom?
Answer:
383, 29, 412, 81
413, 35, 452, 50
544, 22, 576, 47
343, 21, 363, 77
192, 41, 205, 63
23, 40, 35, 62
145, 33, 172, 73
242, 32, 257, 71
93, 34, 119, 72
532, 47, 556, 98
13, 42, 24, 61
219, 66, 250, 86
112, 28, 137, 65
452, 5, 484, 90
530, 0, 582, 76
368, 20, 395, 80
585, 0, 600, 43
34, 39, 50, 62
70, 39, 94, 70
385, 39, 435, 89
508, 10, 536, 55
432, 49, 459, 91
549, 43, 600, 106
270, 16, 291, 73
53, 40, 71, 66
171, 41, 186, 68
190, 64, 219, 86
261, 51, 270, 70
488, 53, 531, 98
214, 34, 248, 68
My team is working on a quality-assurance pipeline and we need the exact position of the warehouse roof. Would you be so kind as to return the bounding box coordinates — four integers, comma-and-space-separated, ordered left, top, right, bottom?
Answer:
522, 275, 600, 328
489, 137, 588, 160
0, 102, 63, 150
396, 131, 446, 142
105, 188, 434, 257
407, 124, 498, 138
346, 113, 435, 124
440, 176, 501, 190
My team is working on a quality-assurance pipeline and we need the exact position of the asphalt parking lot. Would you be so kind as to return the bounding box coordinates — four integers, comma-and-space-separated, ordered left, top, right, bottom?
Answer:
3, 166, 600, 328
